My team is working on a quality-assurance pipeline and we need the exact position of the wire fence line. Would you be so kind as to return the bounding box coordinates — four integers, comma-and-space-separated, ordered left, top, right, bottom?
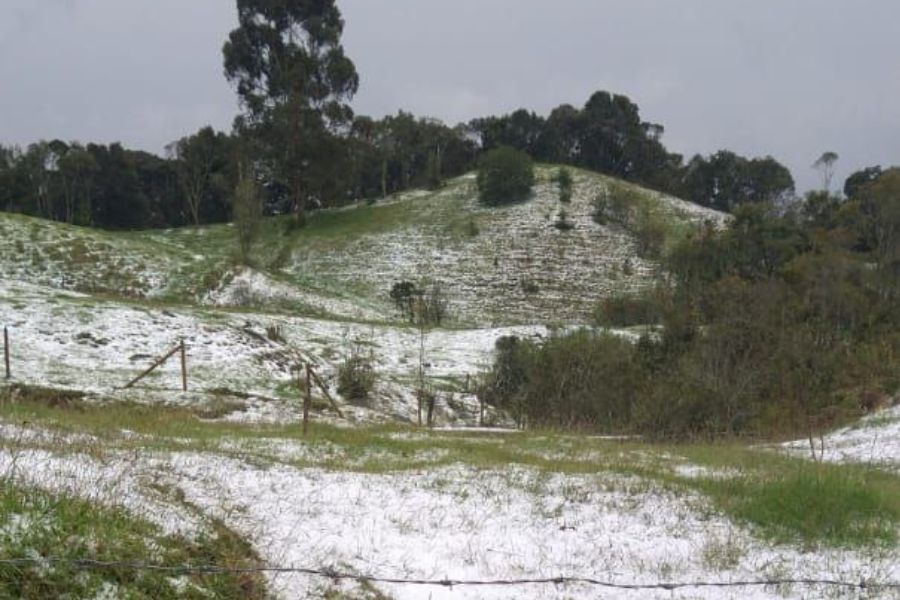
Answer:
0, 558, 898, 592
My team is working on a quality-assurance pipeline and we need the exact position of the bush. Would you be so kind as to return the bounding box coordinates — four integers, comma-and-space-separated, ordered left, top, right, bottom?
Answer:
595, 294, 661, 327
390, 281, 450, 326
553, 208, 575, 231
556, 167, 574, 203
476, 146, 535, 206
479, 331, 644, 431
416, 282, 449, 326
337, 342, 376, 404
389, 281, 418, 318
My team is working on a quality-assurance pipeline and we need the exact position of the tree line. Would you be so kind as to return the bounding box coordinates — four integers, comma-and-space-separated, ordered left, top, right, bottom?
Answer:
0, 0, 873, 231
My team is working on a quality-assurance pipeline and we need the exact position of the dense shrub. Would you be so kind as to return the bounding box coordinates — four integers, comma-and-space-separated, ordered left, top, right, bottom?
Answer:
476, 146, 535, 206
592, 182, 667, 258
556, 167, 574, 203
479, 190, 900, 441
337, 343, 376, 404
594, 293, 661, 327
479, 331, 644, 431
389, 281, 449, 325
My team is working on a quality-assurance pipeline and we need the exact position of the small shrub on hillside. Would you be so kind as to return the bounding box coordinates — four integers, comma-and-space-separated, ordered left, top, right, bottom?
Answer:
390, 281, 450, 326
266, 324, 285, 343
415, 282, 449, 326
465, 217, 480, 237
556, 167, 574, 204
634, 211, 666, 259
234, 175, 263, 264
337, 343, 377, 405
519, 277, 540, 294
592, 183, 666, 259
553, 208, 575, 231
594, 294, 661, 327
389, 281, 418, 318
476, 146, 535, 206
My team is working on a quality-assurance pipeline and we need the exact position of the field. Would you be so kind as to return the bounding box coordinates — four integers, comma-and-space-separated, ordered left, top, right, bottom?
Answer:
1, 168, 898, 599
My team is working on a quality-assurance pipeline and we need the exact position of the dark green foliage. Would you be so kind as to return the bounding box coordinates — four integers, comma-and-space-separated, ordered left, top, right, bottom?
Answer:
477, 146, 535, 206
389, 281, 449, 325
389, 281, 418, 318
679, 151, 795, 212
481, 184, 900, 440
337, 343, 376, 404
224, 0, 359, 221
479, 331, 643, 431
556, 167, 573, 203
594, 293, 661, 327
844, 166, 882, 199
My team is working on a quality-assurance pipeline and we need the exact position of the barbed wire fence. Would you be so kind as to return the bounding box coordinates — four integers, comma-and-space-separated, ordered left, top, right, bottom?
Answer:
0, 558, 898, 593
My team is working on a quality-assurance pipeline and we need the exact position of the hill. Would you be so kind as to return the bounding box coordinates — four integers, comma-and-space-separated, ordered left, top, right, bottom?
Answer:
2, 169, 899, 600
0, 166, 724, 423
0, 166, 725, 326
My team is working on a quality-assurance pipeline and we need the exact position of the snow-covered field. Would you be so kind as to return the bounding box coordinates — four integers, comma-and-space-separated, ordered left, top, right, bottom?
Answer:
2, 170, 897, 600
782, 405, 900, 472
2, 423, 898, 600
0, 279, 560, 424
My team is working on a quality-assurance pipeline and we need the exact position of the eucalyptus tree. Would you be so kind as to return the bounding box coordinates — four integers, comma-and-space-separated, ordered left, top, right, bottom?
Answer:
223, 0, 359, 222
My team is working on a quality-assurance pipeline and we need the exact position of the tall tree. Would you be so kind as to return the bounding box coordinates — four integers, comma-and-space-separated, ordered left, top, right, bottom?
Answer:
843, 165, 882, 199
223, 0, 359, 223
813, 151, 839, 193
170, 127, 231, 226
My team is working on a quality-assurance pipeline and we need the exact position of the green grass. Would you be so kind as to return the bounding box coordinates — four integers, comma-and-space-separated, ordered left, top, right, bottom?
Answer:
671, 443, 900, 548
4, 385, 897, 550
699, 467, 900, 548
0, 483, 267, 599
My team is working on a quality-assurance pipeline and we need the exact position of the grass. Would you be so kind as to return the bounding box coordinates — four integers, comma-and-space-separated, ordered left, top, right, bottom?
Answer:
3, 165, 716, 326
0, 483, 267, 599
3, 385, 898, 550
672, 443, 900, 548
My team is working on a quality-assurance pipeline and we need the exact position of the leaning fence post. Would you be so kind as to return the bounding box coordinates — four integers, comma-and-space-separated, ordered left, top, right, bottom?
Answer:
180, 339, 187, 392
303, 363, 312, 436
3, 327, 9, 380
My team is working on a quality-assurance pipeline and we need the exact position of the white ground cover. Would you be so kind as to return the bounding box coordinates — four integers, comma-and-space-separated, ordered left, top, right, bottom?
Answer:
782, 405, 900, 472
0, 279, 557, 424
283, 169, 727, 326
1, 432, 896, 600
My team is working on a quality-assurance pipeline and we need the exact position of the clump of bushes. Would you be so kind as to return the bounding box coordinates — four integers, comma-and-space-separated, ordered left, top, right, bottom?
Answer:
479, 192, 900, 442
389, 280, 449, 326
479, 331, 643, 431
594, 293, 661, 327
337, 342, 377, 405
476, 146, 535, 206
592, 182, 667, 259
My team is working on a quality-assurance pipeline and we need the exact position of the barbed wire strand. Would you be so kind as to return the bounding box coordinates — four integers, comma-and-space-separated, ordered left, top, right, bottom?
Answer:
0, 558, 897, 591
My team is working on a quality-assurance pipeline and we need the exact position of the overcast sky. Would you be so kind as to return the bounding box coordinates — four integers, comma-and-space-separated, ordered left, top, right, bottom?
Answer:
1, 0, 898, 192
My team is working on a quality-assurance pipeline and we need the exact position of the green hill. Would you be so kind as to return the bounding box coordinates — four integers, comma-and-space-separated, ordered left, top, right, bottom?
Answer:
0, 165, 724, 326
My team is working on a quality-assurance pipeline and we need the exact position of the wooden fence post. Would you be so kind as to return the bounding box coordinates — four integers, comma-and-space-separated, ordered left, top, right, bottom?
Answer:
124, 343, 182, 390
180, 339, 187, 392
303, 363, 312, 436
3, 327, 9, 380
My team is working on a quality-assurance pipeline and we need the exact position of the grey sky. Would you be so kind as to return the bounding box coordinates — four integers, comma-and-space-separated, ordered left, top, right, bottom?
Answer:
1, 1, 898, 192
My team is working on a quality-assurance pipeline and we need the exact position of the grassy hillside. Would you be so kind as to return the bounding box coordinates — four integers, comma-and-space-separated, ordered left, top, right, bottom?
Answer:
0, 166, 724, 326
